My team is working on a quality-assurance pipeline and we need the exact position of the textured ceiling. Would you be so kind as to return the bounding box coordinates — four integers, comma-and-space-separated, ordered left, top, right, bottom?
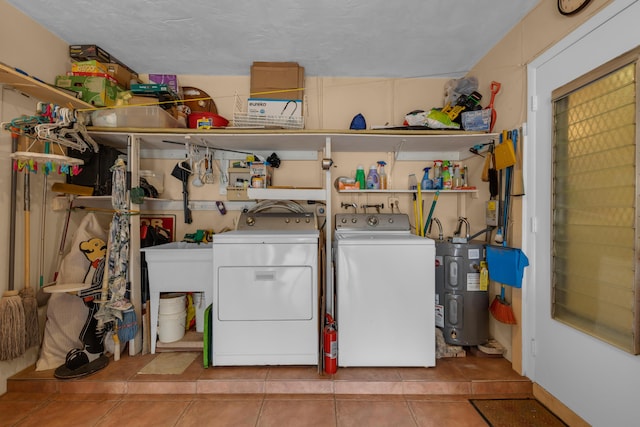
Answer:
8, 0, 539, 78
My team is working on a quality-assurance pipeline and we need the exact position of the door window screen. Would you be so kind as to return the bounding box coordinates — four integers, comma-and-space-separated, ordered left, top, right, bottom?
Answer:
552, 48, 639, 354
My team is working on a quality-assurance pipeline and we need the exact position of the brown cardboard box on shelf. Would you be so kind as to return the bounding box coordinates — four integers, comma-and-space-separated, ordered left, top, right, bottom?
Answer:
106, 63, 140, 89
69, 44, 111, 63
250, 61, 304, 101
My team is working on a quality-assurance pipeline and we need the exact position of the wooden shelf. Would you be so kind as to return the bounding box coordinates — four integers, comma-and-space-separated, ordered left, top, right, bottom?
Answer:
88, 128, 499, 161
0, 62, 93, 109
338, 189, 478, 194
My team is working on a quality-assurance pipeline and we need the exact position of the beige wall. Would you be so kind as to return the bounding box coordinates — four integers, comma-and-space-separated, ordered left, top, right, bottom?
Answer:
0, 0, 74, 395
467, 0, 613, 373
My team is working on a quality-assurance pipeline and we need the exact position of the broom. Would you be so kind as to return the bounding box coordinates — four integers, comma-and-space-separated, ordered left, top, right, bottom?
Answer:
20, 172, 40, 348
489, 161, 517, 325
490, 284, 516, 324
0, 132, 26, 361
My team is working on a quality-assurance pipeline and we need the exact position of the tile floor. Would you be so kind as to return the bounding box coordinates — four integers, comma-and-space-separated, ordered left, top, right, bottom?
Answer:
3, 351, 536, 426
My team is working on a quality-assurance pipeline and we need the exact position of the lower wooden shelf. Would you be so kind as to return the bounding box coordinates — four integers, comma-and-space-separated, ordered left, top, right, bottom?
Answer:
155, 330, 203, 352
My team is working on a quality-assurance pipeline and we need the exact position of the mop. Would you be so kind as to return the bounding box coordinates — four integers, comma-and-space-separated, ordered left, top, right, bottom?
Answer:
0, 131, 26, 361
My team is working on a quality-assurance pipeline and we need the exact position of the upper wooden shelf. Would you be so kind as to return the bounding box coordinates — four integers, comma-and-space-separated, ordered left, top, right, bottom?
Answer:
0, 62, 92, 109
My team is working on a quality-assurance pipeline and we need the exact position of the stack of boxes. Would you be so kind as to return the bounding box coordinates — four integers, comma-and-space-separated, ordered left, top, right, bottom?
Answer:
56, 44, 140, 107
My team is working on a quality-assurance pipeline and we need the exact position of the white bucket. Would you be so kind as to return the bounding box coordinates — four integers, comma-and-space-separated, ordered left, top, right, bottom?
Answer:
159, 293, 186, 315
158, 310, 186, 343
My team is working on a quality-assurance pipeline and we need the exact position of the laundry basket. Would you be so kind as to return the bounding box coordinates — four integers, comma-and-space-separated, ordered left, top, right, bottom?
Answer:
485, 245, 529, 288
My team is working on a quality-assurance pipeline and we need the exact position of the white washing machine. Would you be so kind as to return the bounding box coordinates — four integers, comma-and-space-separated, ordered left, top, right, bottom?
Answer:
334, 213, 435, 367
212, 211, 319, 366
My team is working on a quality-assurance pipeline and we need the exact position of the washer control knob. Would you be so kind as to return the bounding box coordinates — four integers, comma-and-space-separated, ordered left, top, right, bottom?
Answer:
388, 218, 394, 223
305, 218, 311, 223
285, 218, 291, 223
246, 216, 255, 226
341, 218, 348, 224
351, 217, 358, 223
295, 218, 301, 223
367, 216, 378, 226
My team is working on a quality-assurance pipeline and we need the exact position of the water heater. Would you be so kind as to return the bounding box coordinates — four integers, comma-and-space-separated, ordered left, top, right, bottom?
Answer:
435, 241, 489, 346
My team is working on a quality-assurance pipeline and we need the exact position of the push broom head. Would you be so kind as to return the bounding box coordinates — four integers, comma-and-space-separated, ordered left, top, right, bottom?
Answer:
490, 285, 517, 325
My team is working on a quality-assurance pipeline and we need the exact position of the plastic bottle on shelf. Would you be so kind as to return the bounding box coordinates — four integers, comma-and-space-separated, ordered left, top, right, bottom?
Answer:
377, 161, 388, 190
442, 164, 452, 190
453, 163, 463, 189
408, 173, 418, 190
421, 167, 433, 190
355, 165, 366, 189
433, 160, 442, 190
366, 164, 380, 189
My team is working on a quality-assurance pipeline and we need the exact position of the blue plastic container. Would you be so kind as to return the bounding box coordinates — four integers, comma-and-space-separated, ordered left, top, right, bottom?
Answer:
485, 245, 529, 288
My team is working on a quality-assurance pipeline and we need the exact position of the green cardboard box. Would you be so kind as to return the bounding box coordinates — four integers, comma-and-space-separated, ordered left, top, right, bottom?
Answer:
55, 75, 121, 107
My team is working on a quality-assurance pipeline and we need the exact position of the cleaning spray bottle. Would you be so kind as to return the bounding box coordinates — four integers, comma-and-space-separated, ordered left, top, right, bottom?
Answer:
366, 164, 380, 189
377, 161, 388, 189
421, 167, 433, 190
442, 161, 452, 190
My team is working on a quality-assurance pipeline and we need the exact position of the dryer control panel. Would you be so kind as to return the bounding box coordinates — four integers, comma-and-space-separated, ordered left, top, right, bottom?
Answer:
335, 213, 411, 232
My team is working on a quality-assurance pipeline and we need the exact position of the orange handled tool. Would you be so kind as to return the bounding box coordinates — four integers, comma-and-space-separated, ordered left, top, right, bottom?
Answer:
486, 81, 501, 132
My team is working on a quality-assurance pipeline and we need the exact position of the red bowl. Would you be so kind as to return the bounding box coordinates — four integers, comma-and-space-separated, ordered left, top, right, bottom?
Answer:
188, 112, 229, 129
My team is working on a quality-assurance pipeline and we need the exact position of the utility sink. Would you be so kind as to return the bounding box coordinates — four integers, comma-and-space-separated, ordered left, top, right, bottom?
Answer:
142, 241, 213, 354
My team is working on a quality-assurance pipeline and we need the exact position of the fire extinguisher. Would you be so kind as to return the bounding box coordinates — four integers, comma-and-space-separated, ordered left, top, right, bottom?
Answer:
324, 314, 337, 375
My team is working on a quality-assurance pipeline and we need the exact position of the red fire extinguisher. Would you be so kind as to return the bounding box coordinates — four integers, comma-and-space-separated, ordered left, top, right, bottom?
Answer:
324, 314, 337, 375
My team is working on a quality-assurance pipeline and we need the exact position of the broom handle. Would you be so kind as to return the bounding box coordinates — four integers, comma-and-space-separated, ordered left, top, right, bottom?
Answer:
8, 133, 18, 290
24, 173, 30, 290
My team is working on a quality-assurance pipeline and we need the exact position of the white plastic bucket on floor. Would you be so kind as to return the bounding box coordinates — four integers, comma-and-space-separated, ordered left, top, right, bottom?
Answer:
158, 310, 186, 343
159, 293, 186, 315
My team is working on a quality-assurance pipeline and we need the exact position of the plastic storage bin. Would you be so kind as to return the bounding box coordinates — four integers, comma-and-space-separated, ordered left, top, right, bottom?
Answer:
91, 105, 186, 128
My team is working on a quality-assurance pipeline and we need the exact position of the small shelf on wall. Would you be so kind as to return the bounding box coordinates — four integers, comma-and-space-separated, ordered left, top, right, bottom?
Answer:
0, 62, 93, 109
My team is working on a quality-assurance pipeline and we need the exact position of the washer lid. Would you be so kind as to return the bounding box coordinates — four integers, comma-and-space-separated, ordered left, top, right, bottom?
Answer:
213, 229, 319, 244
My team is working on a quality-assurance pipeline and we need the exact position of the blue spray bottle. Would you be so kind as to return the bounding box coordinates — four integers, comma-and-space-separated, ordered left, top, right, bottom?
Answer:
421, 167, 433, 190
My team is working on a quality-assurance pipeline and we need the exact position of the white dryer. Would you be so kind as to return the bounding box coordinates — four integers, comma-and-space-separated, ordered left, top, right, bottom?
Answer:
334, 213, 435, 367
212, 211, 319, 366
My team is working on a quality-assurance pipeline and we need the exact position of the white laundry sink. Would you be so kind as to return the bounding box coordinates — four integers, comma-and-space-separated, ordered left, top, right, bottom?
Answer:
142, 241, 213, 354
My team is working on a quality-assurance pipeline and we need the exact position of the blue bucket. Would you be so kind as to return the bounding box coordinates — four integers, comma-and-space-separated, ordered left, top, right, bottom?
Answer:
486, 245, 529, 288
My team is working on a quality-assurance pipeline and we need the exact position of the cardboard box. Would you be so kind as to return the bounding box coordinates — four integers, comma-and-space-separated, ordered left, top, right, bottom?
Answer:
55, 75, 121, 107
71, 60, 109, 74
249, 162, 273, 188
247, 98, 302, 118
250, 61, 304, 100
69, 44, 111, 63
106, 63, 140, 89
149, 74, 178, 93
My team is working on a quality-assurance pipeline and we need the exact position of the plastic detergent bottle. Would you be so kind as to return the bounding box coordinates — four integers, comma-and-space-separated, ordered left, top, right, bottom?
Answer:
377, 161, 388, 190
366, 164, 380, 189
355, 165, 366, 189
421, 167, 433, 190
